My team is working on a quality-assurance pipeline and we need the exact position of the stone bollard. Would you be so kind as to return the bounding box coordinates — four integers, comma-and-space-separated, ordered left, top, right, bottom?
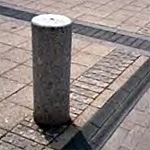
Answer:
31, 14, 72, 126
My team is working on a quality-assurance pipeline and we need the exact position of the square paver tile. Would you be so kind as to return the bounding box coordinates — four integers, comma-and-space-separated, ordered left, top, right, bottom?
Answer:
3, 65, 33, 84
18, 40, 32, 51
16, 26, 31, 37
124, 109, 150, 127
121, 125, 146, 150
135, 130, 150, 150
0, 77, 24, 101
0, 43, 13, 54
7, 86, 33, 109
0, 141, 22, 150
72, 38, 91, 50
102, 127, 129, 150
0, 128, 7, 138
0, 21, 26, 32
23, 59, 33, 67
2, 132, 43, 150
71, 63, 88, 79
72, 51, 101, 67
0, 101, 31, 130
0, 58, 17, 75
1, 48, 31, 63
0, 33, 27, 46
82, 43, 114, 56
91, 89, 116, 108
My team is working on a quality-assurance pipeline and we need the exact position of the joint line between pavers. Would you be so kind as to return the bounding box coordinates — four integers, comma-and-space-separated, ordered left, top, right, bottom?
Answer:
0, 4, 150, 52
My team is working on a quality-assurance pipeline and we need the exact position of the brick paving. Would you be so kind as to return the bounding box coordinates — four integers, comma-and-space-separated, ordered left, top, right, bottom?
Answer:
1, 0, 150, 36
102, 84, 150, 150
1, 3, 150, 52
0, 0, 150, 150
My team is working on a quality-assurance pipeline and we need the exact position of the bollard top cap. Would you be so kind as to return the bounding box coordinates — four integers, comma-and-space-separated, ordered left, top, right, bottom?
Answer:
31, 14, 72, 28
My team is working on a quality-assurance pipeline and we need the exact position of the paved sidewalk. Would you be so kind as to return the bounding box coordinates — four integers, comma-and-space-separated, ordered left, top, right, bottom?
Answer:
102, 84, 150, 150
1, 0, 150, 35
0, 0, 150, 150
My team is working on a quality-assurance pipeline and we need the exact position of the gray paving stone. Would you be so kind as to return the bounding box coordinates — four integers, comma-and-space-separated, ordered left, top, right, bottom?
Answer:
95, 62, 126, 72
72, 23, 85, 33
135, 92, 150, 112
110, 89, 129, 108
118, 146, 130, 150
0, 101, 31, 130
21, 120, 34, 128
71, 85, 99, 99
124, 109, 150, 127
92, 30, 106, 38
108, 34, 122, 42
85, 28, 99, 36
134, 59, 150, 79
70, 99, 88, 110
49, 125, 78, 150
6, 85, 33, 109
0, 58, 17, 75
0, 7, 149, 149
2, 133, 44, 150
0, 43, 12, 54
135, 129, 150, 150
0, 141, 22, 150
78, 76, 109, 88
3, 65, 32, 84
42, 147, 55, 150
70, 107, 83, 115
70, 92, 93, 104
70, 113, 78, 120
93, 65, 121, 75
12, 124, 52, 144
140, 40, 150, 50
1, 48, 31, 63
90, 100, 117, 128
121, 125, 146, 150
101, 83, 150, 150
72, 80, 104, 93
77, 26, 93, 35
81, 122, 99, 141
122, 76, 141, 93
131, 38, 145, 48
123, 37, 137, 46
100, 31, 115, 40
83, 72, 114, 83
116, 35, 129, 44
88, 68, 118, 79
101, 127, 129, 150
0, 128, 7, 138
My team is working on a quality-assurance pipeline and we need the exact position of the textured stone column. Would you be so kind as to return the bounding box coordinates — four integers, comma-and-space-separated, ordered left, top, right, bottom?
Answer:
31, 14, 72, 126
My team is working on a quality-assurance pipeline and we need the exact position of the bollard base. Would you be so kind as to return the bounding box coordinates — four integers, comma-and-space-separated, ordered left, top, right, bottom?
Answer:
33, 113, 72, 127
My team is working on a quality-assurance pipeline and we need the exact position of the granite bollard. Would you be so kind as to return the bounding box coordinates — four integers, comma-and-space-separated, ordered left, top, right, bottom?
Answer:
31, 14, 72, 126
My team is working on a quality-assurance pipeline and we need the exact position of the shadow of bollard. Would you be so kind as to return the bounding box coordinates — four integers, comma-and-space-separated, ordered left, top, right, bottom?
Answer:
62, 131, 93, 150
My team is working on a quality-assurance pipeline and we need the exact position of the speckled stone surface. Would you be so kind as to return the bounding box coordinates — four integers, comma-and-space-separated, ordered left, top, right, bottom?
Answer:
31, 14, 72, 126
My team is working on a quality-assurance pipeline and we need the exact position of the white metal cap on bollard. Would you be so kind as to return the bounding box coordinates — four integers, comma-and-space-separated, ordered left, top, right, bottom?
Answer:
31, 14, 72, 27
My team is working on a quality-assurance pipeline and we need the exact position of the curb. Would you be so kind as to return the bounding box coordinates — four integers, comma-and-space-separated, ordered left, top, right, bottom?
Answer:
62, 58, 150, 150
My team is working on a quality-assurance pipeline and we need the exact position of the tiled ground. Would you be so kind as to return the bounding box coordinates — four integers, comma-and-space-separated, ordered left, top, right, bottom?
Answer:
102, 84, 150, 150
0, 13, 149, 149
0, 0, 150, 150
1, 0, 150, 35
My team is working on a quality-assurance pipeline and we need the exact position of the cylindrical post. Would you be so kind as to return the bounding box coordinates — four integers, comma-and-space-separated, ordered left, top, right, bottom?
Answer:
31, 14, 72, 126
